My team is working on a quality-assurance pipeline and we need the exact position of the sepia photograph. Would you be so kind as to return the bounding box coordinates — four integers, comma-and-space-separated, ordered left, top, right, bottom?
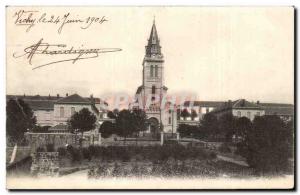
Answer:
5, 6, 294, 189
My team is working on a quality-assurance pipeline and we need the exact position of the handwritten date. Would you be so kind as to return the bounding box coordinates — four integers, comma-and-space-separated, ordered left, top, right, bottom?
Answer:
13, 10, 108, 33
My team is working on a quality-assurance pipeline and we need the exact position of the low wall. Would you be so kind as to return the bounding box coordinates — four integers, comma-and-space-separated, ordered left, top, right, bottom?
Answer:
24, 132, 101, 152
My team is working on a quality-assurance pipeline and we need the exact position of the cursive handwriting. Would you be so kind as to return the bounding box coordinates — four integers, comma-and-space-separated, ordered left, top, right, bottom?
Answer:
13, 10, 108, 34
13, 38, 122, 70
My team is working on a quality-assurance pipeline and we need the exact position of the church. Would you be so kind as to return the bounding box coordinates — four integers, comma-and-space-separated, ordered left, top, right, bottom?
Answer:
131, 20, 177, 135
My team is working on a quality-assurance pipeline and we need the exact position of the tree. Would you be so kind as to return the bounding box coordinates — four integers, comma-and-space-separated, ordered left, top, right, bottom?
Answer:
191, 109, 198, 121
115, 109, 134, 143
235, 117, 252, 140
107, 109, 119, 119
6, 99, 36, 145
107, 111, 115, 119
69, 108, 97, 144
181, 109, 190, 120
115, 109, 147, 143
99, 121, 115, 138
239, 115, 290, 174
177, 124, 199, 138
176, 108, 181, 120
285, 117, 294, 158
131, 109, 147, 135
219, 113, 237, 142
199, 113, 219, 139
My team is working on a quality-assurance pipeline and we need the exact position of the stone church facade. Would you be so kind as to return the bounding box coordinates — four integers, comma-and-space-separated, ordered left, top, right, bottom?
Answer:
132, 20, 177, 134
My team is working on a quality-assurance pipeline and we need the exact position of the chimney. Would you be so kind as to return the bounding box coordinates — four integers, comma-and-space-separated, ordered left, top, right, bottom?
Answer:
23, 93, 25, 97
257, 100, 260, 105
66, 93, 68, 97
57, 94, 60, 98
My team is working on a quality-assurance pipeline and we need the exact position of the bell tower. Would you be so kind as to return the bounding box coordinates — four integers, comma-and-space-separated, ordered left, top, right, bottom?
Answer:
133, 19, 176, 135
142, 19, 165, 105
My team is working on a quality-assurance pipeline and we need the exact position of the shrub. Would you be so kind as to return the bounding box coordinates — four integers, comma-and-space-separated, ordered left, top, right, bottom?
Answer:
209, 152, 217, 159
36, 147, 45, 152
57, 147, 67, 156
46, 144, 55, 152
218, 143, 231, 153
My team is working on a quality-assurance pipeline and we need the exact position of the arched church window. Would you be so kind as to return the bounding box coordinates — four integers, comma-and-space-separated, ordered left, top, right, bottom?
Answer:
150, 65, 154, 77
155, 65, 158, 77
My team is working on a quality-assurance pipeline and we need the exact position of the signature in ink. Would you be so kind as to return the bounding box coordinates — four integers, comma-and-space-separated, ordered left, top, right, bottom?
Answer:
13, 38, 122, 70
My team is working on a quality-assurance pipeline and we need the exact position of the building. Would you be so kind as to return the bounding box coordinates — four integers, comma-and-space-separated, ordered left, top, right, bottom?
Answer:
180, 101, 225, 122
6, 93, 110, 128
210, 99, 265, 121
53, 94, 98, 125
132, 20, 177, 134
260, 103, 294, 122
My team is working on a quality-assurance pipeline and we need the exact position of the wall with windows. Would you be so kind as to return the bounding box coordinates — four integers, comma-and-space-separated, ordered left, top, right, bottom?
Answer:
53, 104, 93, 125
232, 109, 265, 121
179, 106, 217, 121
33, 110, 54, 126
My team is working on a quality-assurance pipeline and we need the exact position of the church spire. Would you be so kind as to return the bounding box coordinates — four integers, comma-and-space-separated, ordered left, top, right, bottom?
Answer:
145, 19, 161, 57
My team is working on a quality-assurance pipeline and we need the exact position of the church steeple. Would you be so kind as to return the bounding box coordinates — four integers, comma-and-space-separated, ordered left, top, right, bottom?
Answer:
145, 19, 162, 57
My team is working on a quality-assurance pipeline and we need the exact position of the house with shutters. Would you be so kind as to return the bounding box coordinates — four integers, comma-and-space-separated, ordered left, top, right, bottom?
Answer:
6, 93, 110, 131
210, 99, 265, 121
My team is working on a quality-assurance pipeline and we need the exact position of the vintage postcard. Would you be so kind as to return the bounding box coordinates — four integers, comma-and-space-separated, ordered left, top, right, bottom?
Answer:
6, 6, 294, 189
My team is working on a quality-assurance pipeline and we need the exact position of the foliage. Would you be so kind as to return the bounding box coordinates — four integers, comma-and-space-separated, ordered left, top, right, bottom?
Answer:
31, 125, 51, 133
199, 113, 219, 139
99, 121, 116, 138
176, 108, 181, 120
58, 145, 216, 163
177, 124, 199, 137
107, 109, 120, 119
235, 117, 252, 140
69, 108, 97, 135
218, 143, 232, 153
6, 98, 36, 145
180, 109, 190, 119
238, 115, 291, 174
190, 109, 198, 120
115, 109, 147, 139
46, 144, 55, 152
57, 147, 67, 156
218, 113, 237, 142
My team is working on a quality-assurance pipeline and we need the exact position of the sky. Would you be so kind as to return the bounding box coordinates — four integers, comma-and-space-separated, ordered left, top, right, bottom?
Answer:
6, 7, 294, 104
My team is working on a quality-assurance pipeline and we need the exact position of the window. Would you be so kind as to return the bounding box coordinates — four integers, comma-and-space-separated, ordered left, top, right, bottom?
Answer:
71, 107, 75, 116
247, 112, 251, 118
152, 85, 156, 94
155, 65, 158, 77
150, 65, 154, 77
256, 112, 260, 116
237, 111, 241, 117
60, 107, 64, 117
168, 117, 171, 124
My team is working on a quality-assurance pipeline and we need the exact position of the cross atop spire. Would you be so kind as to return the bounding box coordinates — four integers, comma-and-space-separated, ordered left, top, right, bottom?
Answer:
145, 19, 161, 57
